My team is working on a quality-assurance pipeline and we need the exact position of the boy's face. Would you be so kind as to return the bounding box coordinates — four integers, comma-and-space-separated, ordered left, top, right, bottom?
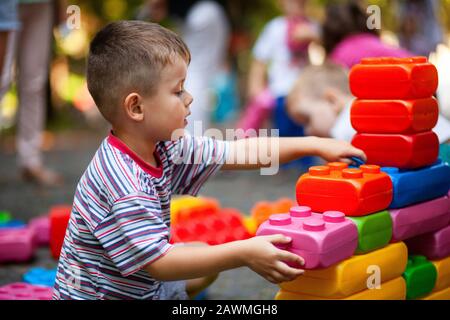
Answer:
279, 0, 306, 17
141, 56, 192, 141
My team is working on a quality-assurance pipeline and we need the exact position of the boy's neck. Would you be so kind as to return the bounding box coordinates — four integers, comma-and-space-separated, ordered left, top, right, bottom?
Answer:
112, 129, 158, 167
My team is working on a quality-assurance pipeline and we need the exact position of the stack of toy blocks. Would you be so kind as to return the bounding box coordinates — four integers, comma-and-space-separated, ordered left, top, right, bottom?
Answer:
350, 56, 450, 300
268, 162, 404, 300
258, 57, 450, 300
170, 196, 251, 245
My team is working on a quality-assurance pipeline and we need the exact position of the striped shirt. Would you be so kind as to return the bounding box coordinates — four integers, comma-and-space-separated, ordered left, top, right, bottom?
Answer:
53, 132, 229, 300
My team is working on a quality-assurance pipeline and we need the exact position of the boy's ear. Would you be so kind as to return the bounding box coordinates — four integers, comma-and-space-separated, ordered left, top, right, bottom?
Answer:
123, 93, 144, 122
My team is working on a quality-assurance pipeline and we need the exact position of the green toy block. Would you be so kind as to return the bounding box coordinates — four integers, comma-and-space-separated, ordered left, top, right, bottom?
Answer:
403, 255, 437, 300
0, 211, 11, 224
439, 143, 450, 165
348, 210, 392, 254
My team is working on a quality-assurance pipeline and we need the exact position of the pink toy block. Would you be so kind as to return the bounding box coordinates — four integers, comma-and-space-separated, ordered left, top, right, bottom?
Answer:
256, 206, 358, 269
29, 216, 50, 246
0, 283, 53, 300
0, 228, 35, 263
390, 196, 450, 242
406, 224, 450, 260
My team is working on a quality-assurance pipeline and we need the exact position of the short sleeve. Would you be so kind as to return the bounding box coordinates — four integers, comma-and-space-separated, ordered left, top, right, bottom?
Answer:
166, 134, 229, 196
94, 193, 173, 277
252, 18, 280, 62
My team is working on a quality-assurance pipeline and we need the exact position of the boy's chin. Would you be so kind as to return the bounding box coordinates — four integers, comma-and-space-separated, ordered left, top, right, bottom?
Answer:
167, 127, 186, 141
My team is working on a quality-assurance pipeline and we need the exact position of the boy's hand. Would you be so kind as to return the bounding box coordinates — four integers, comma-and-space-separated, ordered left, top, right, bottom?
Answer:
241, 235, 305, 284
314, 138, 367, 164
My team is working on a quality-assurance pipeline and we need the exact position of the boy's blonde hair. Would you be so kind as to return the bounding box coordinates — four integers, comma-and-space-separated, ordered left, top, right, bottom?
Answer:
87, 21, 191, 123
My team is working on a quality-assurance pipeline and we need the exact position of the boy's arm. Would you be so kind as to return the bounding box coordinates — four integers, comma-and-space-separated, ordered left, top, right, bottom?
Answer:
222, 136, 366, 171
145, 235, 304, 284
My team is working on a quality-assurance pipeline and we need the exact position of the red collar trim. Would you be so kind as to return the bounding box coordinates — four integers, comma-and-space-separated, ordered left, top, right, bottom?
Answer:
107, 132, 163, 178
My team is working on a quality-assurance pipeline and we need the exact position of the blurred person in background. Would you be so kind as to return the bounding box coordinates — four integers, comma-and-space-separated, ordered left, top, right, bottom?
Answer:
141, 0, 231, 134
237, 0, 320, 133
323, 0, 411, 69
0, 0, 64, 186
397, 0, 443, 57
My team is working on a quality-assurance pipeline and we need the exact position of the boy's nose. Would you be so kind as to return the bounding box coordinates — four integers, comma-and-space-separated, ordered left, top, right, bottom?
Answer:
185, 91, 194, 107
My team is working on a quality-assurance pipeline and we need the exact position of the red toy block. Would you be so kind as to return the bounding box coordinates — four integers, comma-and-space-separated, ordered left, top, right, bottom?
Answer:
49, 205, 72, 259
350, 98, 439, 134
0, 228, 35, 263
296, 163, 393, 217
349, 57, 438, 99
351, 131, 439, 169
171, 208, 251, 245
0, 283, 53, 300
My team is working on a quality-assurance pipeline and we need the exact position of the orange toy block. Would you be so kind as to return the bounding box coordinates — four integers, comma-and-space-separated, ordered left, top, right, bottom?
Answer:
296, 163, 392, 217
251, 198, 295, 227
349, 57, 438, 99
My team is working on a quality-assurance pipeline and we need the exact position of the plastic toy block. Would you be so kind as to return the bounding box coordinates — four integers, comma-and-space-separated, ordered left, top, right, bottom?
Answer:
0, 228, 35, 263
242, 216, 258, 237
296, 163, 392, 217
403, 255, 437, 300
420, 287, 450, 300
256, 206, 358, 269
170, 208, 251, 245
430, 256, 450, 292
349, 57, 438, 99
49, 205, 72, 259
29, 216, 50, 246
276, 277, 406, 300
251, 198, 296, 227
440, 143, 450, 165
23, 267, 57, 288
405, 224, 450, 260
348, 210, 392, 254
279, 242, 407, 298
0, 283, 53, 300
382, 160, 450, 208
389, 196, 450, 242
0, 211, 11, 224
350, 98, 439, 134
351, 131, 439, 169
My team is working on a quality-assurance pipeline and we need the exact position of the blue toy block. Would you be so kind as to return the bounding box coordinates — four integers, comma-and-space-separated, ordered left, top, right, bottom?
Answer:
0, 220, 26, 229
23, 267, 57, 288
382, 159, 450, 209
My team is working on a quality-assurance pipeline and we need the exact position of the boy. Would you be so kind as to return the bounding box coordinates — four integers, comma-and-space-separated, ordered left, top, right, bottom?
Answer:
53, 21, 366, 300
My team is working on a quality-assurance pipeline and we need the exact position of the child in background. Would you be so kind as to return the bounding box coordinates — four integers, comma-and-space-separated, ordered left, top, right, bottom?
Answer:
53, 21, 366, 300
237, 0, 319, 132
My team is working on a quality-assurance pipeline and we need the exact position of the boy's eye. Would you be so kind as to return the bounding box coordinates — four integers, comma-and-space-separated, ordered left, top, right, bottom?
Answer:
176, 90, 184, 97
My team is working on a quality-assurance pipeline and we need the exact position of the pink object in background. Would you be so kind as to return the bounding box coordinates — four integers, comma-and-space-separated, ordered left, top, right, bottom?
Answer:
406, 224, 450, 260
0, 283, 53, 300
390, 196, 450, 242
236, 88, 276, 132
29, 216, 50, 246
256, 206, 358, 269
0, 227, 35, 263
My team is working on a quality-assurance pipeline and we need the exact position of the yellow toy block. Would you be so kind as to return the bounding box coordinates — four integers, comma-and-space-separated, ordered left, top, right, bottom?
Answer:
170, 196, 219, 225
420, 287, 450, 300
243, 216, 258, 237
276, 277, 406, 300
280, 242, 408, 298
431, 256, 450, 292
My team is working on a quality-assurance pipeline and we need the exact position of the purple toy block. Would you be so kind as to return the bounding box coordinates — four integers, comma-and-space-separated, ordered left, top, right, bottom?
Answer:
29, 216, 50, 246
390, 196, 450, 242
0, 283, 53, 300
256, 206, 358, 269
0, 228, 35, 263
405, 224, 450, 260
